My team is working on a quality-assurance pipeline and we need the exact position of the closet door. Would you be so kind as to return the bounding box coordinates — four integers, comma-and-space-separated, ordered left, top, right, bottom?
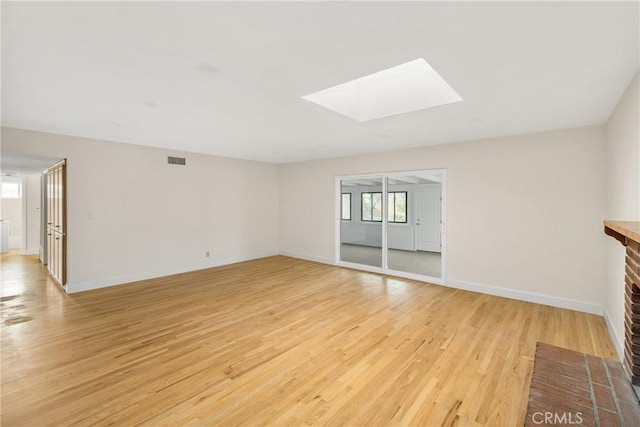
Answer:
46, 160, 67, 287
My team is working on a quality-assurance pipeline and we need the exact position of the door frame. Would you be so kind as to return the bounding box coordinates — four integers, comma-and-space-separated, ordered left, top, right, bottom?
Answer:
334, 169, 447, 285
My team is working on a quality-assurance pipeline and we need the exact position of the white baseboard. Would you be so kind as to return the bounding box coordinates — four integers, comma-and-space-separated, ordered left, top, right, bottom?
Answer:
279, 252, 603, 316
603, 308, 624, 362
68, 250, 605, 320
21, 248, 39, 255
447, 279, 603, 315
67, 251, 279, 294
279, 251, 334, 266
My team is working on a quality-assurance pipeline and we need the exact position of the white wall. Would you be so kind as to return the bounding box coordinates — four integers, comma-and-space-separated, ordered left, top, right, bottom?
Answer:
0, 178, 23, 248
24, 175, 41, 255
1, 127, 280, 293
604, 70, 640, 360
280, 126, 607, 313
1, 116, 625, 321
1, 199, 22, 248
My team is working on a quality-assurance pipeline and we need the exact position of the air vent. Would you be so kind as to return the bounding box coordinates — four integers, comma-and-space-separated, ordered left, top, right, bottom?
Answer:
168, 156, 186, 166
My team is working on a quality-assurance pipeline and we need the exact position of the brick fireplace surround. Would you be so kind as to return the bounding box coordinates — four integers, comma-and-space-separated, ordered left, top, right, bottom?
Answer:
604, 221, 640, 391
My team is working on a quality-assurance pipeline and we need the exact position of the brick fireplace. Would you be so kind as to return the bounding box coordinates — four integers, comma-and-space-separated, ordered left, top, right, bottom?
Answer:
604, 221, 640, 391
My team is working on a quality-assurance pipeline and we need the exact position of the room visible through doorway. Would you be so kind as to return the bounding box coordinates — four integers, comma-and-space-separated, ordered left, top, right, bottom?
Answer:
335, 169, 446, 284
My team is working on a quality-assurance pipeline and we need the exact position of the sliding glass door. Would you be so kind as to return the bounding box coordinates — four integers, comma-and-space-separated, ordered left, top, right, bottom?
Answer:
336, 170, 446, 284
386, 173, 443, 279
339, 177, 383, 268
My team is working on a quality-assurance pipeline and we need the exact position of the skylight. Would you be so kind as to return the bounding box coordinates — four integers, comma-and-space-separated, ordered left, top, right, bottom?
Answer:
302, 58, 462, 122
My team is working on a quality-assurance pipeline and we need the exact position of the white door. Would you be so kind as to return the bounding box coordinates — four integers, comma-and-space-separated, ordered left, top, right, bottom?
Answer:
415, 189, 441, 252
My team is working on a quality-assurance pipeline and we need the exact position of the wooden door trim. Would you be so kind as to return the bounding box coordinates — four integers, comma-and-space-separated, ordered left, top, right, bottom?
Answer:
45, 159, 67, 288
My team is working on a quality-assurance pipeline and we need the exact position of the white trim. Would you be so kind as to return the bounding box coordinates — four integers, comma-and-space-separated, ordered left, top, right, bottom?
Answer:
447, 278, 603, 315
67, 252, 279, 293
336, 259, 384, 275
280, 251, 334, 266
382, 177, 388, 270
288, 254, 596, 316
603, 308, 624, 362
283, 253, 601, 315
282, 252, 606, 319
67, 249, 605, 322
334, 177, 341, 264
283, 252, 433, 280
438, 171, 447, 284
21, 249, 39, 255
387, 268, 445, 286
334, 259, 446, 287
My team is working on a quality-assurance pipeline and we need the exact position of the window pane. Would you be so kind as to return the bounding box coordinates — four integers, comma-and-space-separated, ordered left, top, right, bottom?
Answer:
386, 192, 407, 223
372, 192, 382, 221
362, 193, 372, 221
1, 182, 21, 199
341, 193, 351, 220
388, 193, 395, 222
395, 192, 407, 222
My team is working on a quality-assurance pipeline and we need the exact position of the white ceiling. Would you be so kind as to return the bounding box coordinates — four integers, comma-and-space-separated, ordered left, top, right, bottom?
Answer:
1, 1, 638, 164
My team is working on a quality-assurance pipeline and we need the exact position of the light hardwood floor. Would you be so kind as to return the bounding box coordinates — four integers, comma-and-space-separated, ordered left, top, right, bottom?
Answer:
1, 253, 617, 426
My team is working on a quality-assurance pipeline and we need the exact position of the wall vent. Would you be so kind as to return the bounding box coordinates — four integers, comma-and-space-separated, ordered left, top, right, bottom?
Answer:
168, 156, 186, 166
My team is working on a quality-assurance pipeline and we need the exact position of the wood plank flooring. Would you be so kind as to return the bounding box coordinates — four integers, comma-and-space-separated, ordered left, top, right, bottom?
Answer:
1, 253, 617, 426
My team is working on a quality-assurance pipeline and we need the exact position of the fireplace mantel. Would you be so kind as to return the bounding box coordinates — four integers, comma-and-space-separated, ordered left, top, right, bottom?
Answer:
605, 221, 640, 246
604, 220, 640, 390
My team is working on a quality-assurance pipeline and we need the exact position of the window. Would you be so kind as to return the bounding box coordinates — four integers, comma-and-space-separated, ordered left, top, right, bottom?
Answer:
360, 191, 407, 222
388, 192, 407, 223
361, 192, 382, 222
1, 182, 21, 199
341, 193, 352, 220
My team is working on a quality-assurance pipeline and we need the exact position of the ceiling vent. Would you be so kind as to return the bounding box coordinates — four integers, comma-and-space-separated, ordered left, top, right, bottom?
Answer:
167, 156, 186, 166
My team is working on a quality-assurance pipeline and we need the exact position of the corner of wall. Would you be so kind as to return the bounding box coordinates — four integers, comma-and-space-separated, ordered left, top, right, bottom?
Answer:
446, 278, 603, 315
603, 308, 625, 362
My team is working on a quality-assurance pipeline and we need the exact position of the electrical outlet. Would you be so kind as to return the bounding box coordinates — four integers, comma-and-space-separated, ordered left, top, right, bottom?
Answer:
205, 251, 210, 258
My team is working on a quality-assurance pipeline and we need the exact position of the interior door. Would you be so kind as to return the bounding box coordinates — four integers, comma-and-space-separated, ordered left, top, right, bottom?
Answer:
415, 188, 441, 252
46, 160, 67, 287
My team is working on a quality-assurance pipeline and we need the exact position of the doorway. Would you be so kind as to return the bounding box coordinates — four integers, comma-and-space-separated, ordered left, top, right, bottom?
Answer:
0, 177, 24, 253
415, 188, 442, 252
0, 154, 66, 288
335, 170, 446, 284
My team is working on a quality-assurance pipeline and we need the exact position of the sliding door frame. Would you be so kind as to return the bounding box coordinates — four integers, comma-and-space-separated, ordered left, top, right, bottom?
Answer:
334, 169, 447, 286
